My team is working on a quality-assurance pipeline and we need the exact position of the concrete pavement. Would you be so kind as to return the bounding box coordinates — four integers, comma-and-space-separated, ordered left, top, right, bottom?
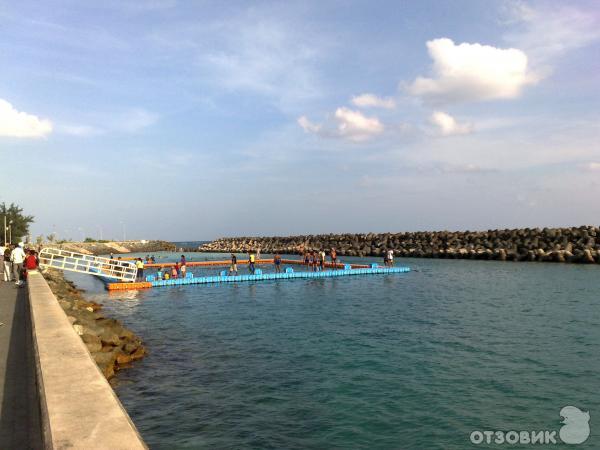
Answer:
28, 272, 147, 449
0, 280, 43, 449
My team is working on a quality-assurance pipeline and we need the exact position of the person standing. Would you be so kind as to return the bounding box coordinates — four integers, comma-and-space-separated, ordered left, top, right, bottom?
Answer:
3, 245, 12, 281
387, 249, 394, 267
0, 242, 5, 281
23, 249, 39, 282
135, 258, 144, 281
319, 249, 326, 271
11, 243, 26, 285
310, 251, 317, 272
274, 253, 282, 273
248, 252, 256, 274
330, 248, 337, 270
229, 253, 238, 275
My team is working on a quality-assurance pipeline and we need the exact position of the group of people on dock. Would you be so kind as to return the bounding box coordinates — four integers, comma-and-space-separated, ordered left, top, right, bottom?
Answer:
226, 248, 346, 276
0, 242, 39, 286
152, 255, 187, 281
108, 253, 188, 282
302, 249, 330, 271
114, 249, 395, 283
112, 248, 394, 283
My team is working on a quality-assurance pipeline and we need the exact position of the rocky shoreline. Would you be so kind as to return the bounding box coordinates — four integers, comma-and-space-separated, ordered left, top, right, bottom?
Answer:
42, 269, 145, 380
52, 240, 175, 256
199, 226, 600, 263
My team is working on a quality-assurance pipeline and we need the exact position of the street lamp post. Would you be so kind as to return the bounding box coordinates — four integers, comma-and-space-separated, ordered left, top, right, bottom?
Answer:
8, 220, 13, 244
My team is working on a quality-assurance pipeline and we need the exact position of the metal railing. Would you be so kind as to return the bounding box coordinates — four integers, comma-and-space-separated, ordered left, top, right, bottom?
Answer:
39, 248, 138, 282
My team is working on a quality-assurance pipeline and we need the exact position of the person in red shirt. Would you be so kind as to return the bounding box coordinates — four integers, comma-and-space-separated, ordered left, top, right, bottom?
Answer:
23, 250, 39, 281
25, 250, 38, 270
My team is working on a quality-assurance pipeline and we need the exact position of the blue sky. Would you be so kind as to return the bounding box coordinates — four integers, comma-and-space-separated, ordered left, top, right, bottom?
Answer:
0, 0, 598, 241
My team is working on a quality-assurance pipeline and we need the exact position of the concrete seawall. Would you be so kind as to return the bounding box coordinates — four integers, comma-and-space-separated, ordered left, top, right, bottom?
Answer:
28, 272, 146, 449
200, 226, 600, 263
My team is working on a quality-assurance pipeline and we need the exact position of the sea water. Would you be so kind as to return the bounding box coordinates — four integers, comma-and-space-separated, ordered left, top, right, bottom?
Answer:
69, 254, 600, 449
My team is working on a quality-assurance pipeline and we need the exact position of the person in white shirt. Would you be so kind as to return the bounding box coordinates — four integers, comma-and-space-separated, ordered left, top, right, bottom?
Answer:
386, 249, 394, 267
11, 242, 26, 285
0, 244, 5, 281
3, 245, 12, 281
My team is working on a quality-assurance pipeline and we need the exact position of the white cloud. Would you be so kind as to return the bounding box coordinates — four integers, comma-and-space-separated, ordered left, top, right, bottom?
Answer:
584, 162, 600, 171
430, 111, 472, 136
401, 116, 600, 173
56, 108, 157, 137
297, 116, 321, 134
335, 107, 384, 141
189, 11, 324, 112
115, 108, 159, 133
60, 124, 104, 137
408, 38, 536, 103
351, 93, 396, 109
298, 108, 384, 142
440, 163, 494, 174
504, 3, 600, 67
0, 98, 53, 138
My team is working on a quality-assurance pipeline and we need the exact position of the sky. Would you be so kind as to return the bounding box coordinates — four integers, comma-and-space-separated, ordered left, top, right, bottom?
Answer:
0, 0, 598, 241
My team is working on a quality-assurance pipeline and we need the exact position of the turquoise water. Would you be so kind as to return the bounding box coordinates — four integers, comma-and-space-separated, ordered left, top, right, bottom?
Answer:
71, 254, 600, 449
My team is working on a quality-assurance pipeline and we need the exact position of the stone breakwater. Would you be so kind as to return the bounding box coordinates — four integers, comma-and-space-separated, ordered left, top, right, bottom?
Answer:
43, 269, 146, 379
199, 226, 600, 263
53, 240, 175, 256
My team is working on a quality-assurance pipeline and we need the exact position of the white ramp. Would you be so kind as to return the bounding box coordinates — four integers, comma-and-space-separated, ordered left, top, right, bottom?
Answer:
39, 248, 138, 282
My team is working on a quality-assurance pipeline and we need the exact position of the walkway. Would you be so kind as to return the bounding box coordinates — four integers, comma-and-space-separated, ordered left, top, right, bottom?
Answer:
0, 281, 43, 449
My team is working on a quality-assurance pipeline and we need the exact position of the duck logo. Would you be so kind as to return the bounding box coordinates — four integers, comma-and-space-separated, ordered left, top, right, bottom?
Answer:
559, 406, 590, 445
470, 405, 591, 445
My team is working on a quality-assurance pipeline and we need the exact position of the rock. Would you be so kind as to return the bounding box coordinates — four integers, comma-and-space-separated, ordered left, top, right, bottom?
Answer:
197, 226, 600, 265
118, 328, 135, 340
59, 300, 72, 311
552, 250, 566, 263
130, 347, 146, 361
124, 342, 140, 354
92, 350, 118, 367
42, 269, 146, 381
81, 334, 102, 353
116, 352, 133, 365
583, 249, 595, 263
498, 249, 507, 261
99, 331, 122, 347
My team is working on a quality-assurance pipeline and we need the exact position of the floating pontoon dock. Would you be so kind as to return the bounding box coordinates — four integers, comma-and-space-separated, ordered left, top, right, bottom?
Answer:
36, 248, 410, 291
106, 260, 410, 291
142, 259, 373, 269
